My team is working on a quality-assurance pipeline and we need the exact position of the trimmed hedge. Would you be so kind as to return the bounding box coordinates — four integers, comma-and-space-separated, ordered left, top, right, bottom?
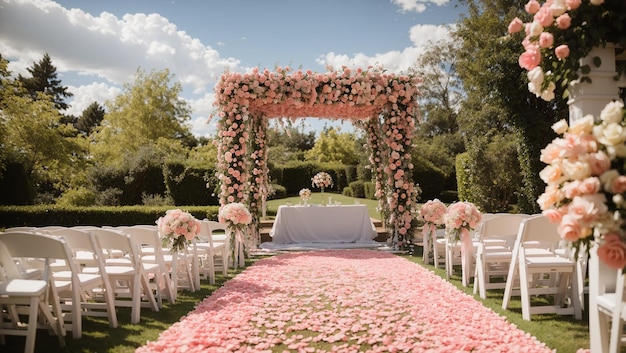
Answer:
364, 182, 376, 200
348, 181, 365, 198
163, 162, 219, 206
412, 154, 446, 202
0, 205, 219, 229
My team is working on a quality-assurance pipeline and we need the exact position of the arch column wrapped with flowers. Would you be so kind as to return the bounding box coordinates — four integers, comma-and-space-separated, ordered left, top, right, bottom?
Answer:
213, 66, 421, 253
510, 1, 626, 350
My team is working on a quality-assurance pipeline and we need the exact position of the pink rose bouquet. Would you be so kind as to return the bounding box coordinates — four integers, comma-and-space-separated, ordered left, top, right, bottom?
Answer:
444, 201, 482, 243
420, 199, 447, 226
538, 101, 626, 270
156, 209, 202, 253
218, 202, 253, 230
311, 172, 333, 191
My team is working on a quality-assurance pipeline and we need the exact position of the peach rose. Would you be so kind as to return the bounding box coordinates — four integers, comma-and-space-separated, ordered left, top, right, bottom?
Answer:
566, 0, 581, 10
598, 233, 626, 270
519, 45, 541, 70
556, 13, 571, 29
555, 45, 570, 59
508, 17, 524, 34
557, 214, 585, 241
525, 0, 541, 14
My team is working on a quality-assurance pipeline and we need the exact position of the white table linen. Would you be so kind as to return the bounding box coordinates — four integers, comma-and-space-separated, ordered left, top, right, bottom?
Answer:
269, 204, 377, 244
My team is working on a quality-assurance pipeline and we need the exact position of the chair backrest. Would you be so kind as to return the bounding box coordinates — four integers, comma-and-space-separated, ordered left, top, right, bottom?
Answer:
517, 214, 561, 248
0, 231, 75, 280
88, 228, 139, 266
479, 214, 531, 246
45, 228, 105, 269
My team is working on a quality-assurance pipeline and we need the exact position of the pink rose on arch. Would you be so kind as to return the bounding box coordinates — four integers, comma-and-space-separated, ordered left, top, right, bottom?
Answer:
542, 208, 564, 223
566, 0, 581, 10
557, 214, 586, 242
556, 13, 571, 29
519, 45, 541, 70
508, 17, 524, 34
598, 233, 626, 270
525, 0, 541, 14
555, 45, 570, 59
539, 32, 554, 48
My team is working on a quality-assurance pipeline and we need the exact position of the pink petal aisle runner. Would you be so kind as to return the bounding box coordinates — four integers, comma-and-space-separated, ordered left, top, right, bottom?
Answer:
136, 250, 553, 353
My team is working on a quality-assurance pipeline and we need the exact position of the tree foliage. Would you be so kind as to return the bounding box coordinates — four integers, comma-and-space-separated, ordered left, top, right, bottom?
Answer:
304, 127, 359, 165
76, 101, 105, 135
454, 0, 567, 213
91, 68, 194, 166
17, 53, 73, 110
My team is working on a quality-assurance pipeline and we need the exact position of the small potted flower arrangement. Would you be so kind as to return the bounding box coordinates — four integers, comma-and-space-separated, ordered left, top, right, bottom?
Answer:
299, 188, 311, 206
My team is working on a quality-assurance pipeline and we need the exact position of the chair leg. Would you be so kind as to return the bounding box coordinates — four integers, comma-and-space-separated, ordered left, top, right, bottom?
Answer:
24, 297, 40, 353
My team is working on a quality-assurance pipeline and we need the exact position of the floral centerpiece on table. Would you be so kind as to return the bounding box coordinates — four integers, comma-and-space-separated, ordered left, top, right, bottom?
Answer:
509, 0, 626, 101
299, 188, 311, 204
444, 201, 482, 244
156, 209, 202, 253
311, 172, 333, 192
538, 101, 626, 269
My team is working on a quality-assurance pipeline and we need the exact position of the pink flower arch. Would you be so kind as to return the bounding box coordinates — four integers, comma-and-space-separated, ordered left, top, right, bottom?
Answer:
213, 65, 421, 250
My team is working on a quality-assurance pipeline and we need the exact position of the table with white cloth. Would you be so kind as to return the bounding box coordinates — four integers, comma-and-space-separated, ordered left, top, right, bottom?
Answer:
269, 204, 377, 244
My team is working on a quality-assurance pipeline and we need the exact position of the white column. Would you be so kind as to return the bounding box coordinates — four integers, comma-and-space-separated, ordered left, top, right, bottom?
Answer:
568, 45, 621, 123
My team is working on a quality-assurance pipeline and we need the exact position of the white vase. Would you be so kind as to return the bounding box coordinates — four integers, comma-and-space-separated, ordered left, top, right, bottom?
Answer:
568, 44, 621, 123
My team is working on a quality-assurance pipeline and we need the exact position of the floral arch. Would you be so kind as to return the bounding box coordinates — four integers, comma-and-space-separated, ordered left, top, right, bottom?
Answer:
213, 66, 420, 250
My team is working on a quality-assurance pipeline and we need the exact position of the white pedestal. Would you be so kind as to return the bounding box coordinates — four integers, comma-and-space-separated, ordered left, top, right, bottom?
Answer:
568, 45, 621, 123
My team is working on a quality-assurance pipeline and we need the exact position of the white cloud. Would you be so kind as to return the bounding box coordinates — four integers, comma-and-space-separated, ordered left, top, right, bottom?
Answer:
316, 24, 452, 74
65, 82, 122, 116
0, 0, 242, 136
391, 0, 450, 13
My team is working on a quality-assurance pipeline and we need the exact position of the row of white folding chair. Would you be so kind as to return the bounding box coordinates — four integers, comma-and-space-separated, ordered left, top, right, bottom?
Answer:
192, 220, 230, 286
109, 226, 181, 303
2, 228, 118, 340
501, 215, 582, 321
0, 231, 67, 353
473, 213, 531, 298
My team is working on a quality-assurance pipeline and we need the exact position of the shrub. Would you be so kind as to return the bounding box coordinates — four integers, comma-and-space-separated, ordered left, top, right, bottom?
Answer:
364, 182, 376, 200
349, 180, 365, 198
269, 184, 287, 200
56, 187, 97, 206
412, 154, 446, 201
342, 186, 353, 197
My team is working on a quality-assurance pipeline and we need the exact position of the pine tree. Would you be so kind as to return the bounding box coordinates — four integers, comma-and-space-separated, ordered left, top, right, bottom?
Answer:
18, 53, 73, 110
76, 101, 105, 135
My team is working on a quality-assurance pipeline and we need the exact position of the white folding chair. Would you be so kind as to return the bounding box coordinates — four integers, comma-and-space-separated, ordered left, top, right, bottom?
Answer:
502, 215, 582, 321
592, 265, 626, 353
119, 226, 176, 305
0, 232, 66, 353
45, 228, 118, 331
473, 214, 530, 299
193, 220, 229, 285
88, 228, 159, 324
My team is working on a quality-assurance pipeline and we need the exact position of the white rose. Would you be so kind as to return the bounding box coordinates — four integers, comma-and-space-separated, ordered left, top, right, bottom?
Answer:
529, 21, 544, 36
527, 66, 544, 85
528, 82, 541, 96
569, 115, 594, 135
561, 159, 591, 180
552, 119, 569, 134
550, 0, 567, 16
596, 122, 626, 146
600, 101, 624, 124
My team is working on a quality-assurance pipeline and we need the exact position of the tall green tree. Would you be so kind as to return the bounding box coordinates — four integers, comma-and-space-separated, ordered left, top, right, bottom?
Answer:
18, 53, 73, 110
91, 68, 194, 166
76, 101, 105, 135
454, 0, 567, 213
267, 124, 316, 163
304, 127, 359, 165
413, 38, 465, 179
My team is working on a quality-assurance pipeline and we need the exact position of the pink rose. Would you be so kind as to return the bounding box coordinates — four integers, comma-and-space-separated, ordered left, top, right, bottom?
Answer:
566, 0, 581, 10
534, 6, 554, 27
508, 17, 524, 34
589, 151, 611, 175
519, 45, 541, 70
542, 208, 564, 223
525, 0, 541, 14
611, 175, 626, 194
556, 14, 571, 29
555, 45, 570, 59
598, 233, 626, 270
557, 214, 585, 241
539, 32, 554, 48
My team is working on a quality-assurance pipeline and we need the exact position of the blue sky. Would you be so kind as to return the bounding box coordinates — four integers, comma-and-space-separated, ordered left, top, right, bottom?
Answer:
0, 0, 465, 137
